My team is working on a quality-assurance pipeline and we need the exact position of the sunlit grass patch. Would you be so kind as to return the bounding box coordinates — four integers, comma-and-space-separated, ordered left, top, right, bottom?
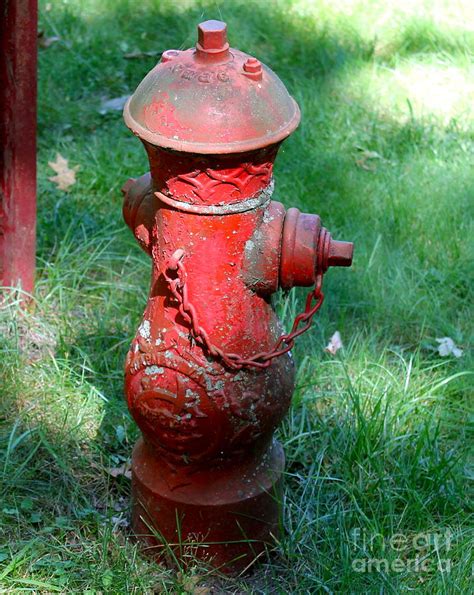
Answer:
338, 58, 474, 127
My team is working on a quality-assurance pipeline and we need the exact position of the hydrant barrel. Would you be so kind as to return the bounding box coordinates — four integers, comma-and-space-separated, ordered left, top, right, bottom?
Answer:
121, 20, 353, 574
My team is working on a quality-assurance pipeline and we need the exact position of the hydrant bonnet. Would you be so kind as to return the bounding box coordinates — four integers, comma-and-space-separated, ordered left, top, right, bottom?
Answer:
123, 20, 301, 154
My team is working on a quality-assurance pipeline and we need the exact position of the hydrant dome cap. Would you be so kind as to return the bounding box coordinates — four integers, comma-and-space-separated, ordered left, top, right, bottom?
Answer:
124, 22, 300, 154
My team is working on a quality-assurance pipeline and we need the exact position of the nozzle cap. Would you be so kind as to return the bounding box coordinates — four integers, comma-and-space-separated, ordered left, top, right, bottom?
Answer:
327, 239, 353, 268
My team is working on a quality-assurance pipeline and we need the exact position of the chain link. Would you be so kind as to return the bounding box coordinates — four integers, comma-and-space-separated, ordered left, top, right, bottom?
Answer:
163, 249, 325, 371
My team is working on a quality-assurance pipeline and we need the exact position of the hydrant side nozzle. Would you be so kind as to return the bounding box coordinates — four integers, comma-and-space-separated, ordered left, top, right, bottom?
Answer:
242, 200, 286, 295
280, 209, 354, 289
122, 174, 151, 230
280, 207, 321, 289
121, 178, 136, 196
122, 173, 154, 256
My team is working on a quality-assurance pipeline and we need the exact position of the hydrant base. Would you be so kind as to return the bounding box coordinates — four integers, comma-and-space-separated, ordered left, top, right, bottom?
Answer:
131, 437, 284, 574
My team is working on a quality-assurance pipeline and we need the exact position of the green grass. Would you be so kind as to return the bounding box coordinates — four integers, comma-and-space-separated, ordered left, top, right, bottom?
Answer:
1, 0, 473, 592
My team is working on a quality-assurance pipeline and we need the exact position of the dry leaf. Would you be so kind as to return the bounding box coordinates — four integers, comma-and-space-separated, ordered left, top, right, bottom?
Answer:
436, 337, 463, 358
99, 94, 131, 114
354, 148, 382, 171
48, 153, 79, 191
38, 30, 60, 48
106, 462, 132, 480
325, 331, 343, 355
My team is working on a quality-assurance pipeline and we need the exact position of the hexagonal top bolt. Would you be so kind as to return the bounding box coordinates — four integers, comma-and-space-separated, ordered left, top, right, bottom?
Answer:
243, 58, 261, 73
198, 20, 227, 50
195, 20, 230, 63
243, 57, 263, 80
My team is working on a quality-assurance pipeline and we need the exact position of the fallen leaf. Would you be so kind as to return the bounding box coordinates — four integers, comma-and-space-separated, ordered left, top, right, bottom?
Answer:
354, 147, 383, 171
48, 153, 79, 191
99, 95, 131, 114
38, 30, 60, 48
106, 462, 131, 480
359, 150, 382, 159
435, 337, 463, 358
123, 50, 162, 59
325, 331, 343, 355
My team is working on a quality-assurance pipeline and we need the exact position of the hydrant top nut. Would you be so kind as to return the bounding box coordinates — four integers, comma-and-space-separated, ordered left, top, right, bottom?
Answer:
198, 20, 227, 48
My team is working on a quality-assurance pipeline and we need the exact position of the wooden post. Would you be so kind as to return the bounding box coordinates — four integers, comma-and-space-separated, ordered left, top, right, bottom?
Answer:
0, 0, 38, 296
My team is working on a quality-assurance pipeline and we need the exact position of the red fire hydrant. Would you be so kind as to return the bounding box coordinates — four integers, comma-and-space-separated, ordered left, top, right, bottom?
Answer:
122, 20, 353, 573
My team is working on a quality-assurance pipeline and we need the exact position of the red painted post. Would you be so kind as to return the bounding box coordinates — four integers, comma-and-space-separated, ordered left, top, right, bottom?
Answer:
121, 20, 353, 573
0, 0, 38, 295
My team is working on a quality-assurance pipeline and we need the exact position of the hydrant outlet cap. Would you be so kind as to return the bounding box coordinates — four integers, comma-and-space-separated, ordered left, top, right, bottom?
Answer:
328, 239, 354, 268
124, 21, 300, 154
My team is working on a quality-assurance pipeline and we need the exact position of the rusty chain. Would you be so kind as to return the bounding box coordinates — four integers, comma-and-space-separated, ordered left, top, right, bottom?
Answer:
163, 249, 325, 370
